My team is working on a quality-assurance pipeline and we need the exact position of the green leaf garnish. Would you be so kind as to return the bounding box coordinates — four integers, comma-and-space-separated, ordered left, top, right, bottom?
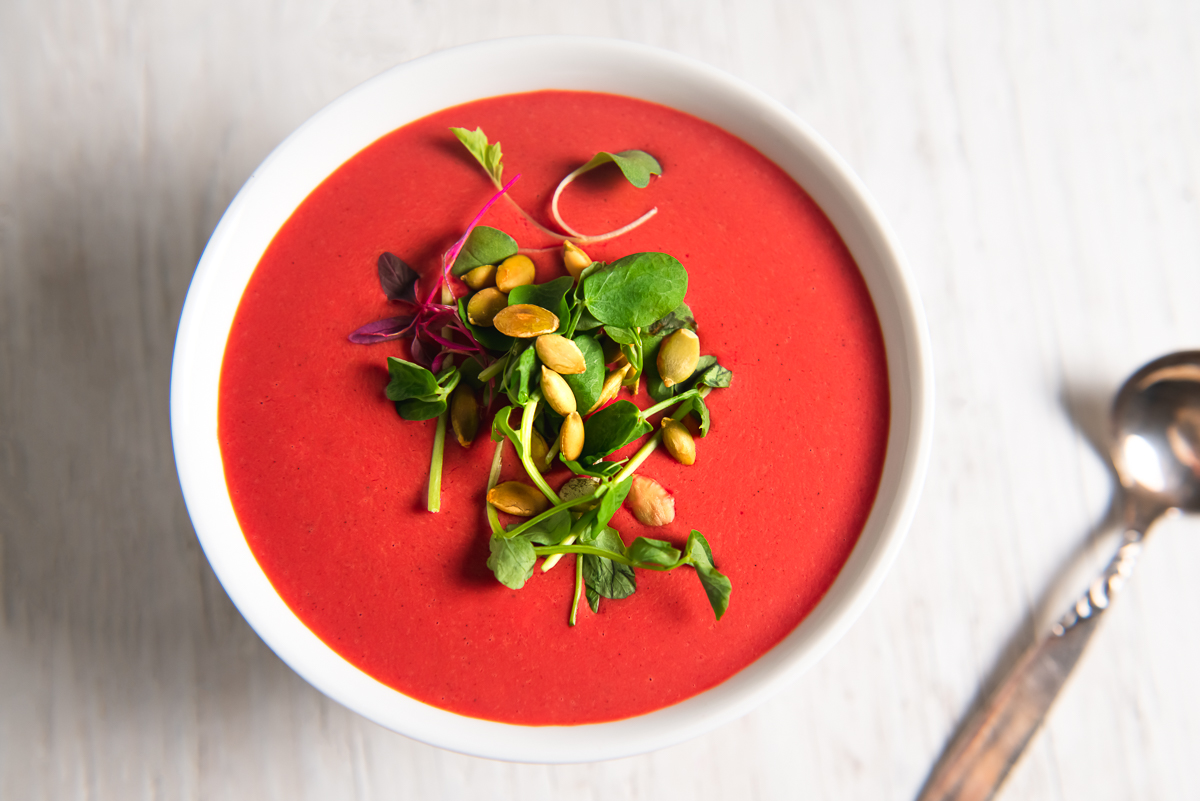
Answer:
519, 511, 573, 546
628, 537, 682, 568
504, 345, 539, 406
646, 302, 696, 337
561, 334, 605, 414
596, 476, 634, 530
451, 225, 518, 276
487, 534, 536, 589
684, 530, 731, 620
581, 527, 637, 603
385, 358, 460, 421
580, 401, 653, 463
451, 127, 504, 186
697, 362, 733, 389
576, 150, 662, 189
385, 357, 439, 400
583, 252, 688, 329
508, 276, 574, 331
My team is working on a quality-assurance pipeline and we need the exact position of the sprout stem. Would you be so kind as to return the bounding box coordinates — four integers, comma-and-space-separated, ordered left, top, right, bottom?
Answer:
477, 354, 508, 382
569, 555, 583, 626
518, 399, 562, 505
485, 438, 504, 536
550, 167, 659, 243
427, 411, 446, 513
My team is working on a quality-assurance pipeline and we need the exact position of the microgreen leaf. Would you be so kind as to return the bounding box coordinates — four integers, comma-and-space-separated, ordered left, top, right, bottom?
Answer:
576, 150, 662, 189
629, 537, 682, 568
582, 527, 637, 601
490, 406, 522, 451
487, 534, 536, 589
377, 252, 419, 302
603, 326, 637, 346
508, 276, 574, 330
684, 530, 731, 620
596, 475, 634, 530
573, 509, 600, 544
561, 459, 625, 479
698, 362, 734, 389
451, 126, 504, 185
505, 344, 539, 406
385, 357, 439, 401
646, 302, 695, 337
673, 393, 711, 437
451, 226, 518, 276
561, 334, 604, 414
574, 308, 603, 332
584, 252, 688, 329
520, 511, 573, 546
580, 401, 653, 463
396, 397, 446, 421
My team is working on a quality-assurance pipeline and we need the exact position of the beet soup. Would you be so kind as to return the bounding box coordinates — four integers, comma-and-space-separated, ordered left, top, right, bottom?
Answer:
217, 90, 889, 725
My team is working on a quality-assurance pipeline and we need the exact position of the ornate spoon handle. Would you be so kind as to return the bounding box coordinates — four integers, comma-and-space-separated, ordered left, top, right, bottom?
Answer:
916, 529, 1144, 801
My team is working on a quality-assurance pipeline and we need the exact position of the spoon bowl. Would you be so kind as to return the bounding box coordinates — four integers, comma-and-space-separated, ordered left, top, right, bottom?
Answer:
1112, 351, 1200, 515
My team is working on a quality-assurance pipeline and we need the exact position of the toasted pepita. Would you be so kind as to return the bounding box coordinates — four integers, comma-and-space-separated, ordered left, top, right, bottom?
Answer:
661, 417, 696, 465
535, 334, 586, 374
449, 384, 479, 447
466, 287, 508, 326
496, 254, 536, 292
540, 366, 577, 415
492, 304, 559, 337
560, 411, 585, 461
487, 481, 550, 517
658, 329, 700, 387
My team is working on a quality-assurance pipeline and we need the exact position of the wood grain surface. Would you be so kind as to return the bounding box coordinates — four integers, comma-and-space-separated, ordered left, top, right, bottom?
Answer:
2, 1, 1199, 799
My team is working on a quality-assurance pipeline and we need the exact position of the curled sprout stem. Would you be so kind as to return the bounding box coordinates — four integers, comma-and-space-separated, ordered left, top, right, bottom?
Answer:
491, 167, 657, 246
550, 166, 658, 243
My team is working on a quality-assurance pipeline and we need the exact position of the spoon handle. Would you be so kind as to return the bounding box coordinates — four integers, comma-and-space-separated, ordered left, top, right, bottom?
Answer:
916, 529, 1144, 801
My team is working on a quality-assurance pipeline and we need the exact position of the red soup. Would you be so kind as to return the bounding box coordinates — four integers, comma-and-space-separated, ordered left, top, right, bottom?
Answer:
218, 90, 889, 725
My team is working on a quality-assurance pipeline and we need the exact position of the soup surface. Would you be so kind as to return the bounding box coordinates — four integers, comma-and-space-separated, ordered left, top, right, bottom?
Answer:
218, 90, 889, 725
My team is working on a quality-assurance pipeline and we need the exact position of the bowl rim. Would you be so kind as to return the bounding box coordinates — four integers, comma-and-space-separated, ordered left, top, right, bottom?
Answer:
170, 34, 933, 763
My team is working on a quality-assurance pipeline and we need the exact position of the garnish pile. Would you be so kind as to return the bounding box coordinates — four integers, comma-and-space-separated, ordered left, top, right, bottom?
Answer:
349, 128, 733, 625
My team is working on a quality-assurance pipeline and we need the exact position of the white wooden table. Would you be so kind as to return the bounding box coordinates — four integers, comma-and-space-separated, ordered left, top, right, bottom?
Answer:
3, 2, 1199, 798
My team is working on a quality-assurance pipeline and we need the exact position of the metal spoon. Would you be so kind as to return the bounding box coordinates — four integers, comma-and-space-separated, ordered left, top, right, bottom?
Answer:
918, 351, 1200, 801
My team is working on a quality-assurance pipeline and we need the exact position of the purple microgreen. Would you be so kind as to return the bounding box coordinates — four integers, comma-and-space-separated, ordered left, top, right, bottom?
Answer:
377, 252, 419, 302
348, 312, 417, 344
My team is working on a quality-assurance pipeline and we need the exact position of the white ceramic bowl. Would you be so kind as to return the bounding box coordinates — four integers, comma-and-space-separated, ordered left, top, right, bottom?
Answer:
171, 36, 933, 763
